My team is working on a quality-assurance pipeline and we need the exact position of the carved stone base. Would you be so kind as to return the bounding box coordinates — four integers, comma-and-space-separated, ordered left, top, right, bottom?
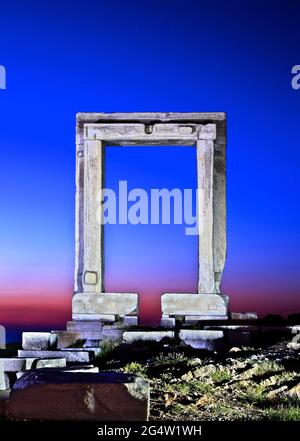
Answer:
161, 293, 228, 320
72, 292, 138, 320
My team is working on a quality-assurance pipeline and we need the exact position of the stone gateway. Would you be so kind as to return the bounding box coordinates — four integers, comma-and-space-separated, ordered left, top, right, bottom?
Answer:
73, 112, 228, 326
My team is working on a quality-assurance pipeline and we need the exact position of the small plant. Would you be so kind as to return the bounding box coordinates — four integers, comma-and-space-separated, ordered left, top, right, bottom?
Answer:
154, 352, 189, 367
211, 367, 232, 384
239, 383, 269, 405
166, 382, 191, 395
265, 404, 300, 421
169, 403, 186, 415
253, 361, 283, 377
98, 340, 118, 358
123, 361, 148, 378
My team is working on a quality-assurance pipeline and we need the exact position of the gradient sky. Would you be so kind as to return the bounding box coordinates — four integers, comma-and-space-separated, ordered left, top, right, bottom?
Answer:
0, 0, 299, 340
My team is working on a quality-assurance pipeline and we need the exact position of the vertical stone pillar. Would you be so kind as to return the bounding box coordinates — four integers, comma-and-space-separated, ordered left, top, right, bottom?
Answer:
197, 127, 215, 294
82, 139, 104, 293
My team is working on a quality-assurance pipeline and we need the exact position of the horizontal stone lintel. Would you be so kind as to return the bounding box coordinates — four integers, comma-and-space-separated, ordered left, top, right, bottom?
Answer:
72, 292, 138, 317
77, 112, 226, 123
161, 293, 228, 316
84, 123, 216, 143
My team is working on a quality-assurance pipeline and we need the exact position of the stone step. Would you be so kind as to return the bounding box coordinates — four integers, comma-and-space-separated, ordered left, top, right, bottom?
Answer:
67, 321, 104, 331
60, 347, 101, 357
7, 370, 149, 421
22, 332, 57, 350
18, 350, 92, 363
51, 330, 103, 349
231, 312, 258, 321
0, 357, 66, 372
123, 331, 174, 344
102, 325, 124, 342
16, 365, 99, 379
179, 330, 224, 350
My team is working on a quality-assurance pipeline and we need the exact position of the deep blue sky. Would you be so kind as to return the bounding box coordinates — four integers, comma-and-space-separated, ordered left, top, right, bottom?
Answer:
0, 0, 299, 339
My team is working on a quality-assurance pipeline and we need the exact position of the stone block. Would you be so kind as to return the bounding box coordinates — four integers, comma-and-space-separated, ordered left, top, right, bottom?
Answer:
67, 321, 103, 331
0, 371, 9, 391
7, 370, 149, 421
0, 325, 5, 349
102, 326, 123, 342
161, 293, 227, 317
291, 326, 300, 334
185, 315, 228, 324
179, 330, 224, 350
72, 293, 138, 318
72, 314, 116, 322
18, 350, 91, 363
123, 316, 138, 327
53, 331, 82, 349
22, 332, 57, 350
52, 330, 103, 349
0, 358, 36, 372
123, 331, 174, 344
0, 357, 66, 372
160, 317, 176, 328
61, 347, 101, 357
231, 312, 258, 321
16, 365, 98, 379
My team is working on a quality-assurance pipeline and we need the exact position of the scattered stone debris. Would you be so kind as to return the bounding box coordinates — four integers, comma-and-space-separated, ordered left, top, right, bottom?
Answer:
108, 340, 300, 421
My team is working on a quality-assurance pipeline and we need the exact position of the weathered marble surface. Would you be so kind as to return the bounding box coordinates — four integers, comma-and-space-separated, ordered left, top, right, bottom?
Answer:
161, 293, 227, 316
67, 320, 104, 331
18, 350, 92, 363
72, 292, 138, 317
22, 332, 57, 351
0, 357, 66, 372
123, 331, 174, 344
74, 112, 227, 322
179, 330, 224, 350
52, 330, 102, 349
7, 370, 149, 421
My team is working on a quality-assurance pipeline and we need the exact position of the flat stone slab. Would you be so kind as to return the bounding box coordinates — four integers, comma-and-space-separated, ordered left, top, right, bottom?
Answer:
231, 312, 258, 321
160, 317, 176, 328
0, 357, 66, 372
161, 293, 227, 316
123, 331, 174, 344
22, 332, 57, 351
52, 330, 103, 349
18, 350, 91, 363
61, 347, 101, 357
72, 293, 138, 317
179, 330, 224, 350
67, 321, 104, 331
102, 326, 124, 341
7, 370, 149, 421
123, 316, 138, 327
16, 365, 99, 379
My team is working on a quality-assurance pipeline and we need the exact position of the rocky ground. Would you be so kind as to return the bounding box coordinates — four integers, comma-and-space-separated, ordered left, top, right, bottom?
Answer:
94, 338, 300, 421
